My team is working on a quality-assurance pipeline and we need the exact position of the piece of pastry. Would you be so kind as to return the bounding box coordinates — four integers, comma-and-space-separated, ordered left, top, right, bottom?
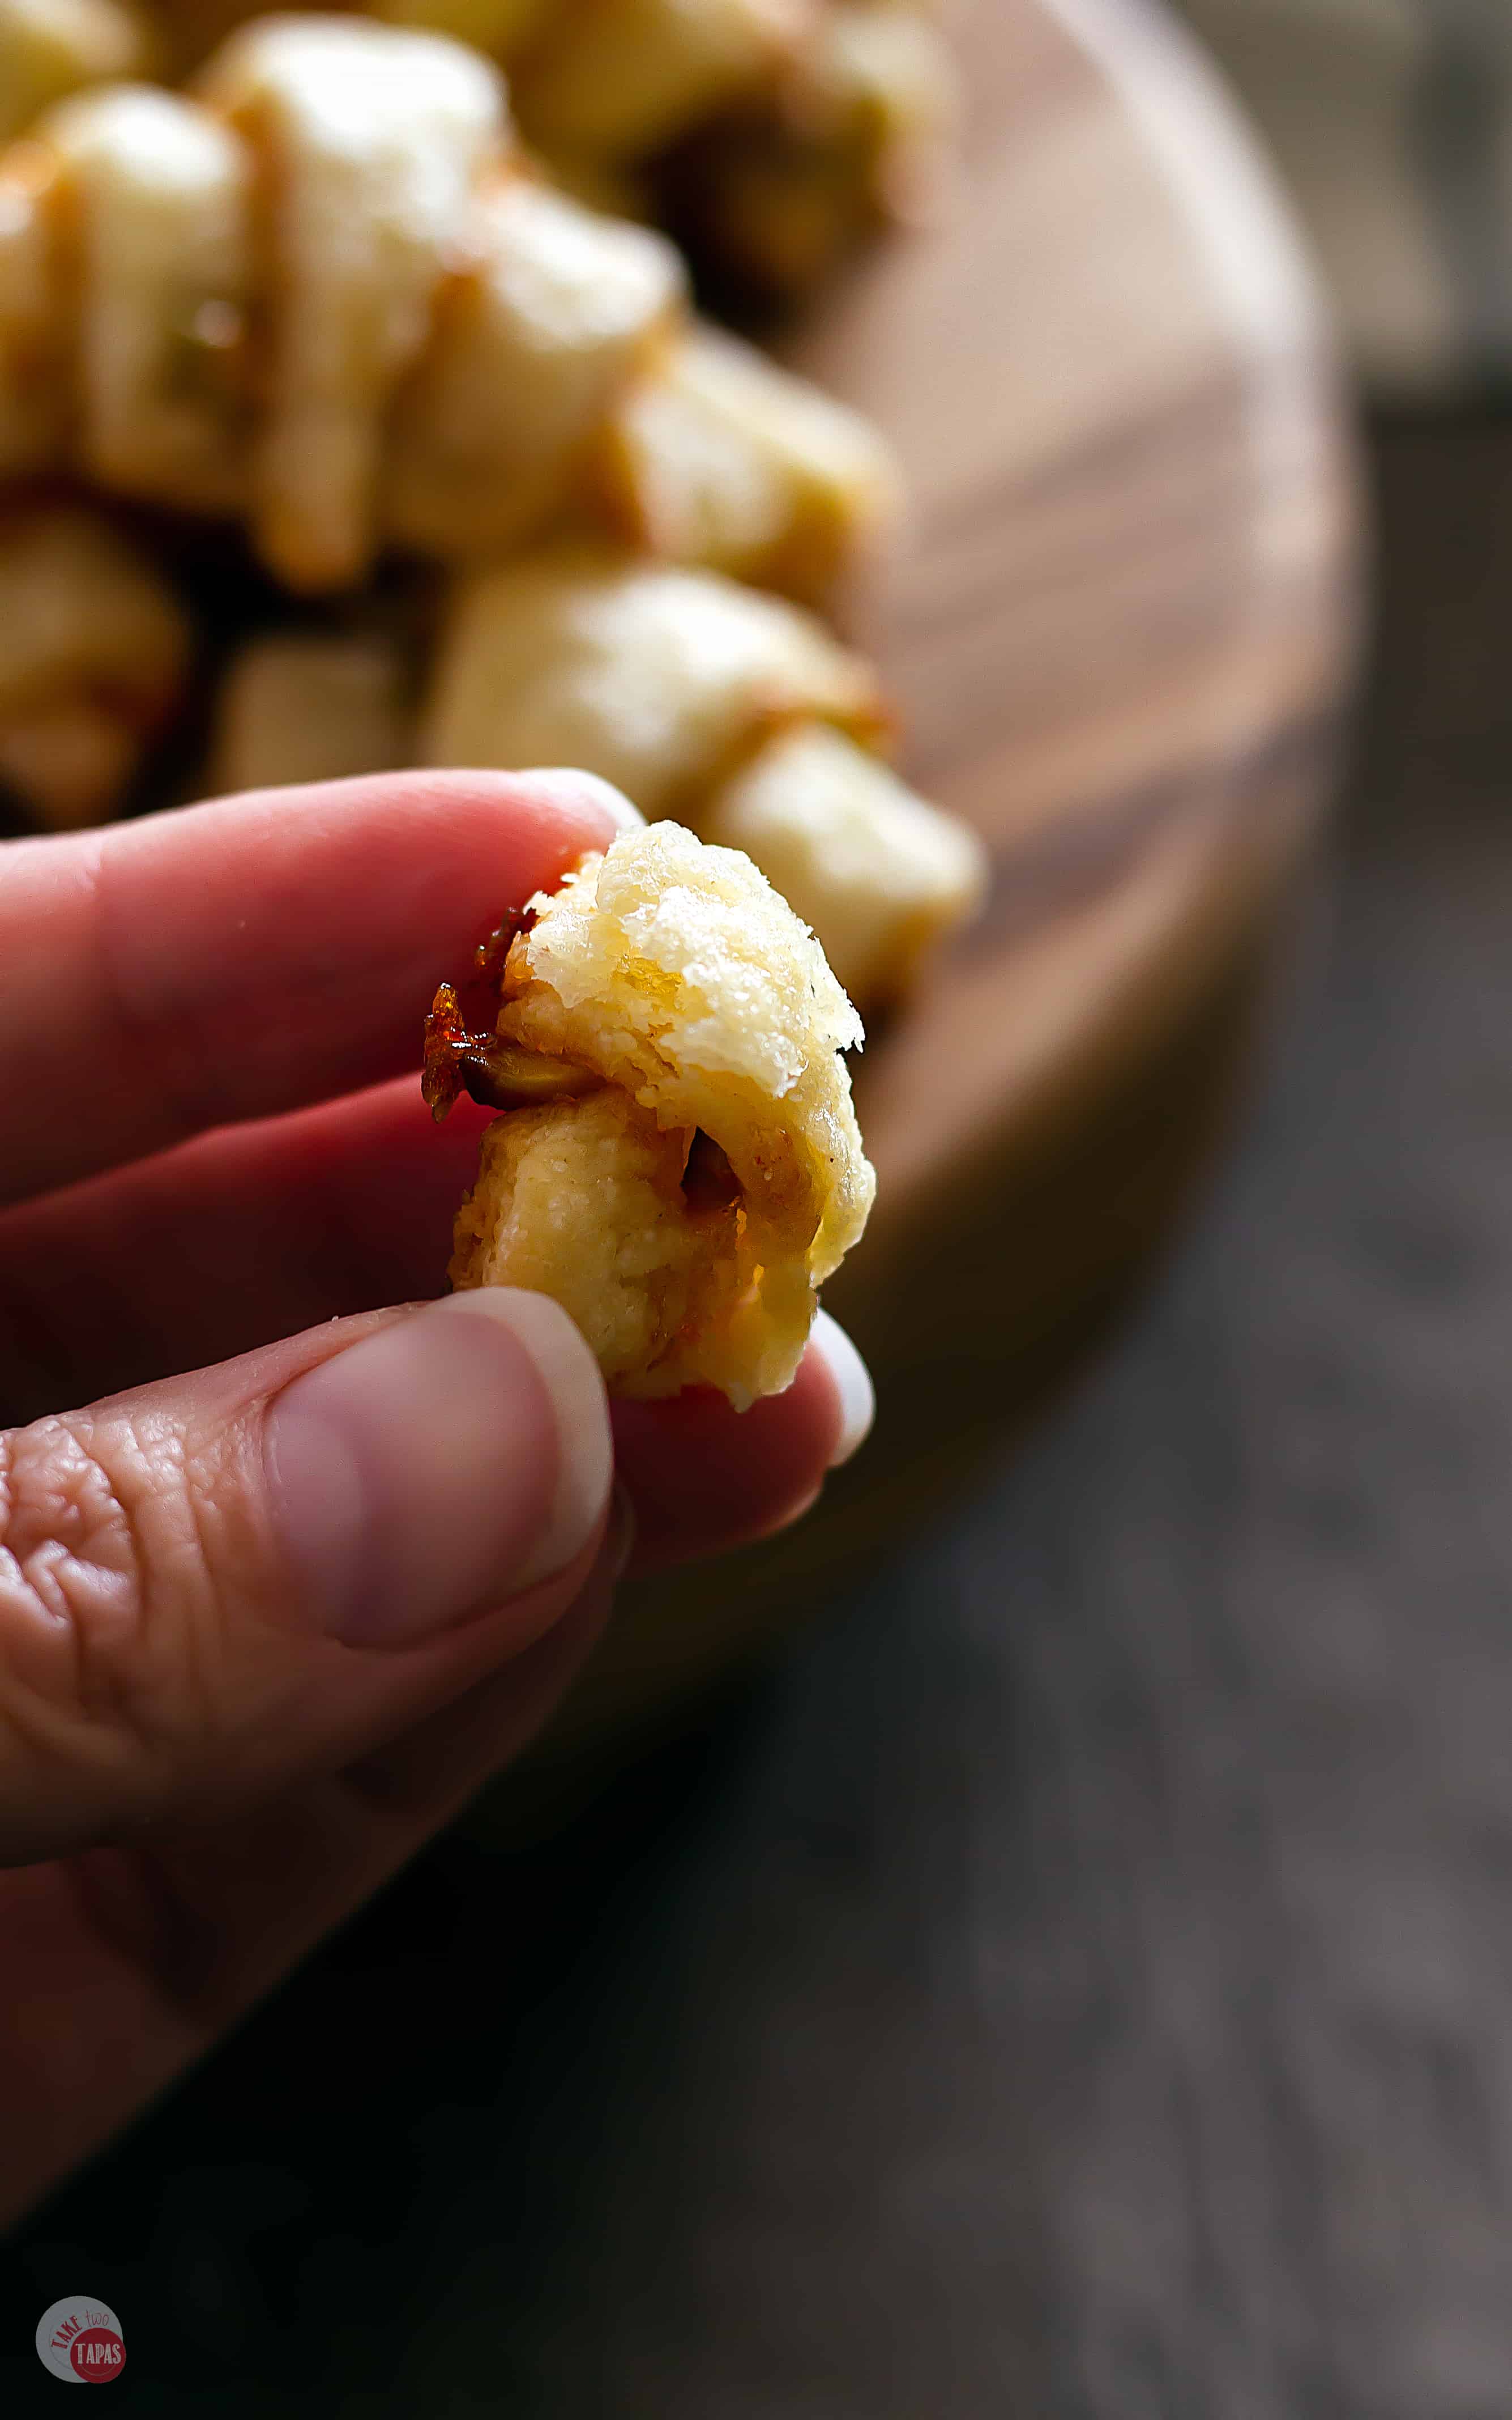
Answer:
421, 541, 885, 819
0, 501, 189, 828
594, 319, 900, 607
509, 0, 813, 160
658, 0, 958, 298
382, 169, 685, 560
701, 718, 984, 1007
426, 819, 875, 1407
206, 629, 413, 795
197, 16, 508, 589
37, 82, 254, 510
421, 541, 985, 1006
0, 0, 143, 143
0, 127, 64, 477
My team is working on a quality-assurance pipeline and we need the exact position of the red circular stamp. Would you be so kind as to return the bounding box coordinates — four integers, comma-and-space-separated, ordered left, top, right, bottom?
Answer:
35, 2299, 126, 2386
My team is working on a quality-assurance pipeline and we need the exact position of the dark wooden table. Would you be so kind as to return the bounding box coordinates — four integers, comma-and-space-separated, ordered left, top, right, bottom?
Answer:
5, 416, 1511, 2415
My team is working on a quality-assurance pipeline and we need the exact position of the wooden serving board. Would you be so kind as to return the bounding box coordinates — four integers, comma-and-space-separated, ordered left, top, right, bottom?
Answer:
526, 0, 1362, 1773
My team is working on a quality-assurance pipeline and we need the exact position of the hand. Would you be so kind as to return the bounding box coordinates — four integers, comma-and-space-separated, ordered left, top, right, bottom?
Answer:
0, 769, 873, 2226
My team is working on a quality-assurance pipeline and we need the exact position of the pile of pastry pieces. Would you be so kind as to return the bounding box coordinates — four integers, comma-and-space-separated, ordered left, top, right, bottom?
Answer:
0, 0, 984, 1012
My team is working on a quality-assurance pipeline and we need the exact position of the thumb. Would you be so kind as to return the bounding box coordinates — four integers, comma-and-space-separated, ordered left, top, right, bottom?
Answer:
0, 1291, 612, 1864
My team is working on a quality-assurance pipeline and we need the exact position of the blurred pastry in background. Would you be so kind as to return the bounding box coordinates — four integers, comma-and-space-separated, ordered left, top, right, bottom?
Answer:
702, 718, 986, 1010
593, 321, 900, 608
506, 0, 808, 161
421, 540, 885, 810
22, 83, 255, 507
198, 15, 510, 590
657, 1, 958, 302
422, 543, 985, 1007
381, 170, 686, 565
0, 0, 142, 142
0, 501, 189, 828
206, 629, 413, 796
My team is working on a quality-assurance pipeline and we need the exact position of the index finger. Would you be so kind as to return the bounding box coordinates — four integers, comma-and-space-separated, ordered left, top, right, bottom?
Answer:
0, 769, 638, 1208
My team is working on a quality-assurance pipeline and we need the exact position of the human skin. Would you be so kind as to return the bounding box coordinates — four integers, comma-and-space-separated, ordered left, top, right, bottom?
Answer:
0, 767, 871, 2225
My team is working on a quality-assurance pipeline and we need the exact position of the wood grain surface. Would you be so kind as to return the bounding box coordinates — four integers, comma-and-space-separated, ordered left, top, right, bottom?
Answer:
540, 0, 1362, 1761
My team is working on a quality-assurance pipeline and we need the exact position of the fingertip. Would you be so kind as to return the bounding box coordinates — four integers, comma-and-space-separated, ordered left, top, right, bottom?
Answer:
512, 769, 646, 839
611, 1345, 845, 1574
808, 1310, 875, 1469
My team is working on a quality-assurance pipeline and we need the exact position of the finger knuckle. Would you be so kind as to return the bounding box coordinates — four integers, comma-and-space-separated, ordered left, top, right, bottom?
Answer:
0, 1417, 140, 1622
0, 1416, 174, 1826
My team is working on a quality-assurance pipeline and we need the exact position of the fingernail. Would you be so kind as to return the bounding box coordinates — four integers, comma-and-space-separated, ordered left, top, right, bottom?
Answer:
811, 1310, 875, 1468
519, 768, 645, 835
267, 1291, 612, 1648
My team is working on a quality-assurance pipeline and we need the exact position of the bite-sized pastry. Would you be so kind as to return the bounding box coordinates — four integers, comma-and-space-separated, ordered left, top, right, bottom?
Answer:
383, 172, 685, 559
595, 319, 902, 607
702, 719, 985, 1008
0, 0, 143, 142
0, 129, 64, 476
207, 629, 412, 795
511, 0, 814, 161
39, 83, 253, 510
0, 502, 189, 828
426, 819, 875, 1407
661, 0, 958, 298
197, 15, 508, 589
421, 541, 886, 823
420, 542, 985, 1005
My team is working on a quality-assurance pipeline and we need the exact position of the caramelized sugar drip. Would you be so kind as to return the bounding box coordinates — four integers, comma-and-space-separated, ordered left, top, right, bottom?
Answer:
472, 909, 532, 998
422, 907, 601, 1121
